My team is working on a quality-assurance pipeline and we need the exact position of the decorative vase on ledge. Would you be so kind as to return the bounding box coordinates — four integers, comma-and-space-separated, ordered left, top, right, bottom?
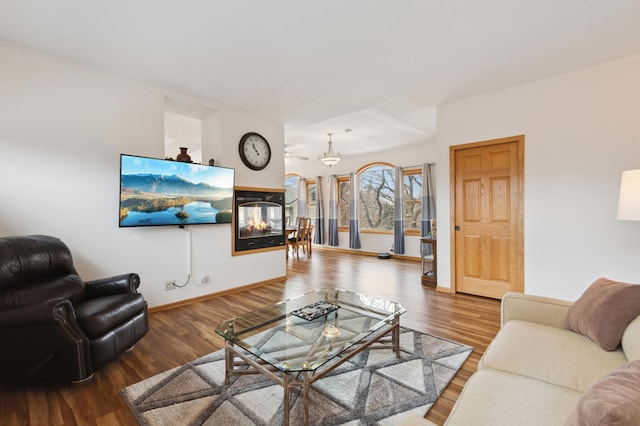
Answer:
176, 147, 191, 163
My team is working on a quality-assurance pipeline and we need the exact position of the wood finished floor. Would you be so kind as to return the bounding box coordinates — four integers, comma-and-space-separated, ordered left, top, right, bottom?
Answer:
0, 248, 501, 426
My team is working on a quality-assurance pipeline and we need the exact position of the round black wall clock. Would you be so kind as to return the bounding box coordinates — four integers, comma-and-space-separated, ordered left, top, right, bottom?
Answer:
239, 132, 271, 170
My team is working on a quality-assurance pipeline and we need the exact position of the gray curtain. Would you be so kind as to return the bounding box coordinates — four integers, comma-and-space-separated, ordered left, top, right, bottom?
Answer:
328, 175, 339, 246
393, 166, 405, 254
297, 177, 307, 219
349, 172, 361, 249
314, 176, 325, 244
421, 163, 436, 237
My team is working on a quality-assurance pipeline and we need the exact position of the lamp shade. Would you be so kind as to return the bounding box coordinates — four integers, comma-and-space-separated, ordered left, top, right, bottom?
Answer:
617, 169, 640, 220
318, 133, 341, 167
319, 155, 341, 167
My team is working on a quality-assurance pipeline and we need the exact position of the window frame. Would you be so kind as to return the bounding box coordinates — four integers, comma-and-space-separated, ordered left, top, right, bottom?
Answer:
336, 175, 350, 231
402, 167, 422, 236
357, 162, 395, 234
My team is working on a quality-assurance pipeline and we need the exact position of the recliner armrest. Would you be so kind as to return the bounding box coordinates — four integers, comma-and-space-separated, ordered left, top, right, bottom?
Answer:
84, 273, 140, 298
501, 292, 573, 329
0, 298, 76, 326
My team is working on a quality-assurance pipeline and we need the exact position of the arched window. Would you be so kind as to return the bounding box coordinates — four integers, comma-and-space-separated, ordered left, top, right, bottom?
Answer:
358, 163, 395, 232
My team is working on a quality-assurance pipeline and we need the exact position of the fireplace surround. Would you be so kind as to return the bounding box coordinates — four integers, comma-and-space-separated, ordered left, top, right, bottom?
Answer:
233, 187, 285, 254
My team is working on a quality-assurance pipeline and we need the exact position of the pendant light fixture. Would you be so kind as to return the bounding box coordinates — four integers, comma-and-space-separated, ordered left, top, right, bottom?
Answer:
318, 132, 342, 167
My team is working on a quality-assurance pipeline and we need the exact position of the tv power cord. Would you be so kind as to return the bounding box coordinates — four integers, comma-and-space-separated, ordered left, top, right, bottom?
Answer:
174, 274, 191, 288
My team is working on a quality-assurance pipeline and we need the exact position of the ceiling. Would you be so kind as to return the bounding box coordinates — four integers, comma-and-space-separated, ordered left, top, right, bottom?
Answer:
2, 1, 640, 160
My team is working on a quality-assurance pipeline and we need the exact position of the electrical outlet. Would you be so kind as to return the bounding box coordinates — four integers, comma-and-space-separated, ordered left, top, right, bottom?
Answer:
198, 274, 210, 285
165, 280, 176, 291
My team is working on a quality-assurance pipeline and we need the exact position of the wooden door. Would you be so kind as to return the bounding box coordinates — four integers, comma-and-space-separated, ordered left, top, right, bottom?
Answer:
451, 136, 524, 299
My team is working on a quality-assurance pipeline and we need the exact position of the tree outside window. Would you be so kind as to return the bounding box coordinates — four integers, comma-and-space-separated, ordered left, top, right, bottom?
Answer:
403, 169, 422, 235
359, 164, 394, 232
337, 176, 349, 229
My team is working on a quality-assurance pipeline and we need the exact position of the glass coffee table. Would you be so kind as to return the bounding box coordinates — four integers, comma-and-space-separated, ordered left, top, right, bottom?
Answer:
215, 288, 406, 426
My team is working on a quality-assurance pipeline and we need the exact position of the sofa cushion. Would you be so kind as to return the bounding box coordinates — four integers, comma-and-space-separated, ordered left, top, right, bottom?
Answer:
565, 277, 640, 351
480, 320, 627, 393
446, 369, 582, 426
565, 360, 640, 426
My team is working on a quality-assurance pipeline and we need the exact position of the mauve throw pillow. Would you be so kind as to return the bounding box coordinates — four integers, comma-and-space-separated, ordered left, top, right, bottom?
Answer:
564, 278, 640, 351
565, 360, 640, 426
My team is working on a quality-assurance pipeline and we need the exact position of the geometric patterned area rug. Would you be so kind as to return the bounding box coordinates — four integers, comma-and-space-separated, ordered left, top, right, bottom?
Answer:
121, 327, 472, 425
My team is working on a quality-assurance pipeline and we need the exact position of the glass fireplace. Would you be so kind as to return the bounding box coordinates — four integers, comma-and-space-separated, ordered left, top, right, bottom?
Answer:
234, 189, 285, 252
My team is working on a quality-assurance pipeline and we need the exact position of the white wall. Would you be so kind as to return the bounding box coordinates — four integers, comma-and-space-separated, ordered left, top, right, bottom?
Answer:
6, 39, 637, 305
0, 40, 285, 308
285, 139, 437, 257
436, 54, 640, 300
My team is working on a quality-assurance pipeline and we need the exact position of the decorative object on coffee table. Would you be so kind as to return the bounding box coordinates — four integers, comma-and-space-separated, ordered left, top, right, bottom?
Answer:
291, 301, 340, 321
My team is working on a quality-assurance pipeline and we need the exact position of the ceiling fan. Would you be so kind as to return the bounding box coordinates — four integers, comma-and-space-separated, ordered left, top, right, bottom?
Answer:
284, 145, 309, 162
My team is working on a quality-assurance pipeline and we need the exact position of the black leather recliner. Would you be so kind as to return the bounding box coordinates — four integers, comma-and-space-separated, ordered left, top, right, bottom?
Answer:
0, 235, 149, 384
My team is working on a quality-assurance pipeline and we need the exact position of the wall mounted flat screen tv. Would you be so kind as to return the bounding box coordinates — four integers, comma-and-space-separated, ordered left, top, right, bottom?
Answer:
119, 154, 235, 228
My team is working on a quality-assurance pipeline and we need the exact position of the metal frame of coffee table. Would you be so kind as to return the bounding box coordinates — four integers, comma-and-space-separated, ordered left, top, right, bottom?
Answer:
223, 315, 401, 426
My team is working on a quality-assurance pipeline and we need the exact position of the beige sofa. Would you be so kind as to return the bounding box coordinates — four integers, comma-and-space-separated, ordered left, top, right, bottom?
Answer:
403, 290, 640, 425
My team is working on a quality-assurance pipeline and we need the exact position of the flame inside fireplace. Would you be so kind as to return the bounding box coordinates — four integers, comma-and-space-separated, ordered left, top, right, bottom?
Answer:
245, 205, 271, 233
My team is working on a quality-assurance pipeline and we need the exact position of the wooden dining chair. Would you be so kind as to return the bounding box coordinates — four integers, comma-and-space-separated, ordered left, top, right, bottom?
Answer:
288, 217, 310, 258
302, 218, 313, 257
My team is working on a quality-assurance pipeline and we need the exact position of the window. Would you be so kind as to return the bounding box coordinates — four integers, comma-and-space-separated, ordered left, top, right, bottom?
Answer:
359, 164, 395, 232
291, 165, 427, 236
337, 176, 350, 229
306, 180, 316, 221
403, 168, 422, 235
284, 175, 300, 223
